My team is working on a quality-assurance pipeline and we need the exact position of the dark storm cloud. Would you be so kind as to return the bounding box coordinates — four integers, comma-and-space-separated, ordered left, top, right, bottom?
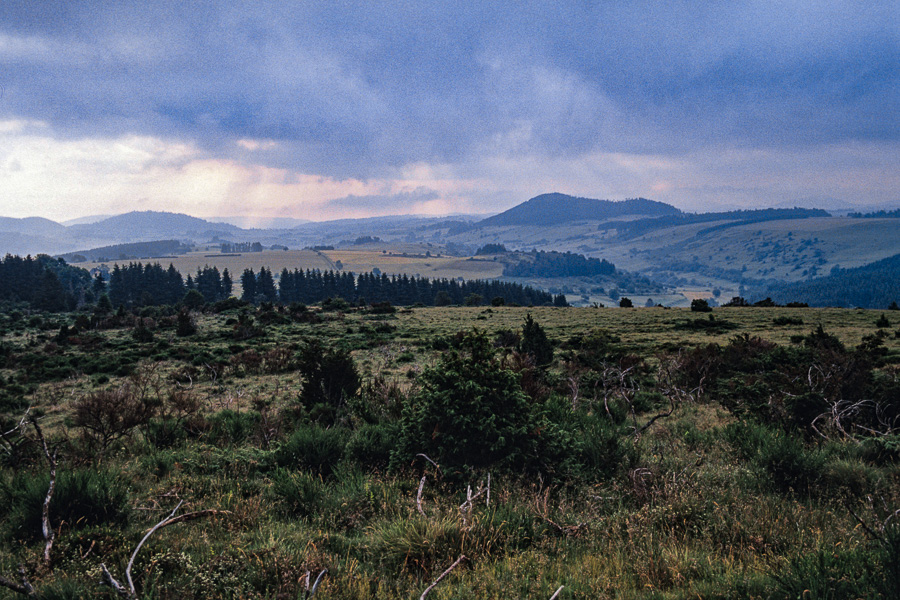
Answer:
1, 1, 897, 176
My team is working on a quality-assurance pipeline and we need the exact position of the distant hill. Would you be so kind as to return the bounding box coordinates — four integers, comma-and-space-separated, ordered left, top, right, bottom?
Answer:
61, 215, 114, 226
58, 240, 192, 263
763, 253, 900, 308
207, 216, 311, 229
67, 211, 239, 240
608, 207, 831, 239
477, 193, 681, 227
0, 216, 66, 237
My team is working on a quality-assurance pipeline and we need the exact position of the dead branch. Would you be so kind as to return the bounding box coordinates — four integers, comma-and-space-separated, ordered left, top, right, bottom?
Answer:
98, 501, 227, 598
0, 407, 31, 458
633, 396, 676, 438
307, 569, 327, 598
31, 417, 57, 568
419, 555, 466, 600
125, 501, 185, 595
100, 563, 129, 597
549, 585, 565, 600
0, 565, 35, 596
0, 407, 31, 440
153, 508, 231, 531
415, 453, 441, 471
416, 475, 427, 516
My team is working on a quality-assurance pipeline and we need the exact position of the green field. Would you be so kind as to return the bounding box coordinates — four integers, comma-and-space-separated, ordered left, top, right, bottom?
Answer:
80, 249, 502, 282
2, 304, 900, 598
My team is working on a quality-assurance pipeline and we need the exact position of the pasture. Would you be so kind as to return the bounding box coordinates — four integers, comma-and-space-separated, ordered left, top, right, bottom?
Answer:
1, 304, 899, 598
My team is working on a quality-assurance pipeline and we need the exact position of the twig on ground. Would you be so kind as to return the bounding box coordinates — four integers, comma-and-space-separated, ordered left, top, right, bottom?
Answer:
419, 555, 466, 600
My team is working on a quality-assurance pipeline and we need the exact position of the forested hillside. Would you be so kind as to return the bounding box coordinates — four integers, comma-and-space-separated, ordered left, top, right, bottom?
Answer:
763, 253, 900, 308
477, 193, 680, 227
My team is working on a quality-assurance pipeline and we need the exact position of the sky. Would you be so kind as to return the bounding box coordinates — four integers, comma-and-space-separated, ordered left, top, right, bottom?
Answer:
0, 1, 897, 223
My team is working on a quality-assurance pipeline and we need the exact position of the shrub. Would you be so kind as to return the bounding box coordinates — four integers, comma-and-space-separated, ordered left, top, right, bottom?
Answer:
773, 316, 804, 326
296, 341, 360, 421
394, 330, 536, 472
175, 308, 197, 337
269, 468, 326, 518
276, 425, 349, 476
205, 410, 261, 446
73, 386, 155, 453
345, 422, 400, 470
1, 467, 130, 540
519, 313, 553, 367
690, 298, 712, 312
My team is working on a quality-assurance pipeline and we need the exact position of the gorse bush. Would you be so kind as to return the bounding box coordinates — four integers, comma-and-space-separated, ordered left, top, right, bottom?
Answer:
345, 422, 400, 471
393, 330, 537, 472
1, 467, 129, 541
276, 424, 349, 476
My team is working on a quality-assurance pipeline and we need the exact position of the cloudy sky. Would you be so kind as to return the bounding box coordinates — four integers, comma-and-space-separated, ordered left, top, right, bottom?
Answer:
0, 1, 897, 222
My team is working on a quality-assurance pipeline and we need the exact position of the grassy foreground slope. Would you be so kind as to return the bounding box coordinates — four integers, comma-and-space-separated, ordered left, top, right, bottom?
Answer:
1, 304, 900, 599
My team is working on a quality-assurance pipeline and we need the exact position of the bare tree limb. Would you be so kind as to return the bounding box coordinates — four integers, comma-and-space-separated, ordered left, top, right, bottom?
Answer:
106, 502, 229, 597
416, 475, 427, 516
100, 563, 129, 597
415, 453, 441, 471
419, 555, 466, 600
154, 509, 231, 531
126, 500, 183, 595
0, 407, 31, 440
0, 565, 34, 596
30, 416, 57, 568
308, 569, 327, 598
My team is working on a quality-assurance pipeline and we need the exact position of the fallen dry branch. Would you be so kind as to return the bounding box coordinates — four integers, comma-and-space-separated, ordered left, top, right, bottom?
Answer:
543, 516, 589, 537
0, 565, 35, 596
31, 416, 57, 567
548, 585, 565, 600
100, 501, 228, 598
416, 475, 427, 516
419, 555, 466, 600
304, 569, 327, 598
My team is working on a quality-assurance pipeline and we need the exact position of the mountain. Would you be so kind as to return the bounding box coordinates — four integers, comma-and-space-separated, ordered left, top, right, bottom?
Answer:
0, 216, 66, 237
207, 216, 311, 229
67, 211, 239, 240
477, 193, 681, 227
61, 215, 114, 226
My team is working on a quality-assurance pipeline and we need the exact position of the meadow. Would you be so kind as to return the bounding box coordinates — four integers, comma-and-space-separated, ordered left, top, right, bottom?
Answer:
1, 303, 899, 599
79, 249, 503, 286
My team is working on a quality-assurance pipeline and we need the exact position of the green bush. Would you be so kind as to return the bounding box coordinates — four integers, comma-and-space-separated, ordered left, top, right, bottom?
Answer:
345, 422, 400, 471
205, 410, 261, 446
269, 468, 327, 518
519, 313, 553, 366
394, 330, 536, 472
724, 421, 825, 496
1, 467, 129, 541
690, 298, 712, 312
276, 425, 349, 476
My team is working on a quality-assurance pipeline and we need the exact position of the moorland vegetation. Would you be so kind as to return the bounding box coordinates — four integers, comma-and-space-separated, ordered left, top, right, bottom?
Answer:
1, 277, 900, 598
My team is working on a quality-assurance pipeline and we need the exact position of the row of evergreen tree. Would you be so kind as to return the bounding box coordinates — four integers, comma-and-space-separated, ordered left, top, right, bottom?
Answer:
503, 250, 616, 278
0, 254, 92, 311
246, 267, 556, 306
1, 255, 557, 311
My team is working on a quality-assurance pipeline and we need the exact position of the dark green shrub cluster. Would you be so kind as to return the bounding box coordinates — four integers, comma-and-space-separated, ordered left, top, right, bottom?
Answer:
0, 467, 129, 541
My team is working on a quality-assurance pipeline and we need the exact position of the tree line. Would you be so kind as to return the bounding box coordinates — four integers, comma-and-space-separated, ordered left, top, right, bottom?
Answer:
256, 267, 557, 307
503, 250, 616, 278
0, 254, 92, 311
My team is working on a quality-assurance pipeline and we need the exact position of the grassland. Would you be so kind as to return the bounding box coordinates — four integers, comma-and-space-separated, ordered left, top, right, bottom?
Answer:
79, 249, 503, 283
2, 304, 900, 598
